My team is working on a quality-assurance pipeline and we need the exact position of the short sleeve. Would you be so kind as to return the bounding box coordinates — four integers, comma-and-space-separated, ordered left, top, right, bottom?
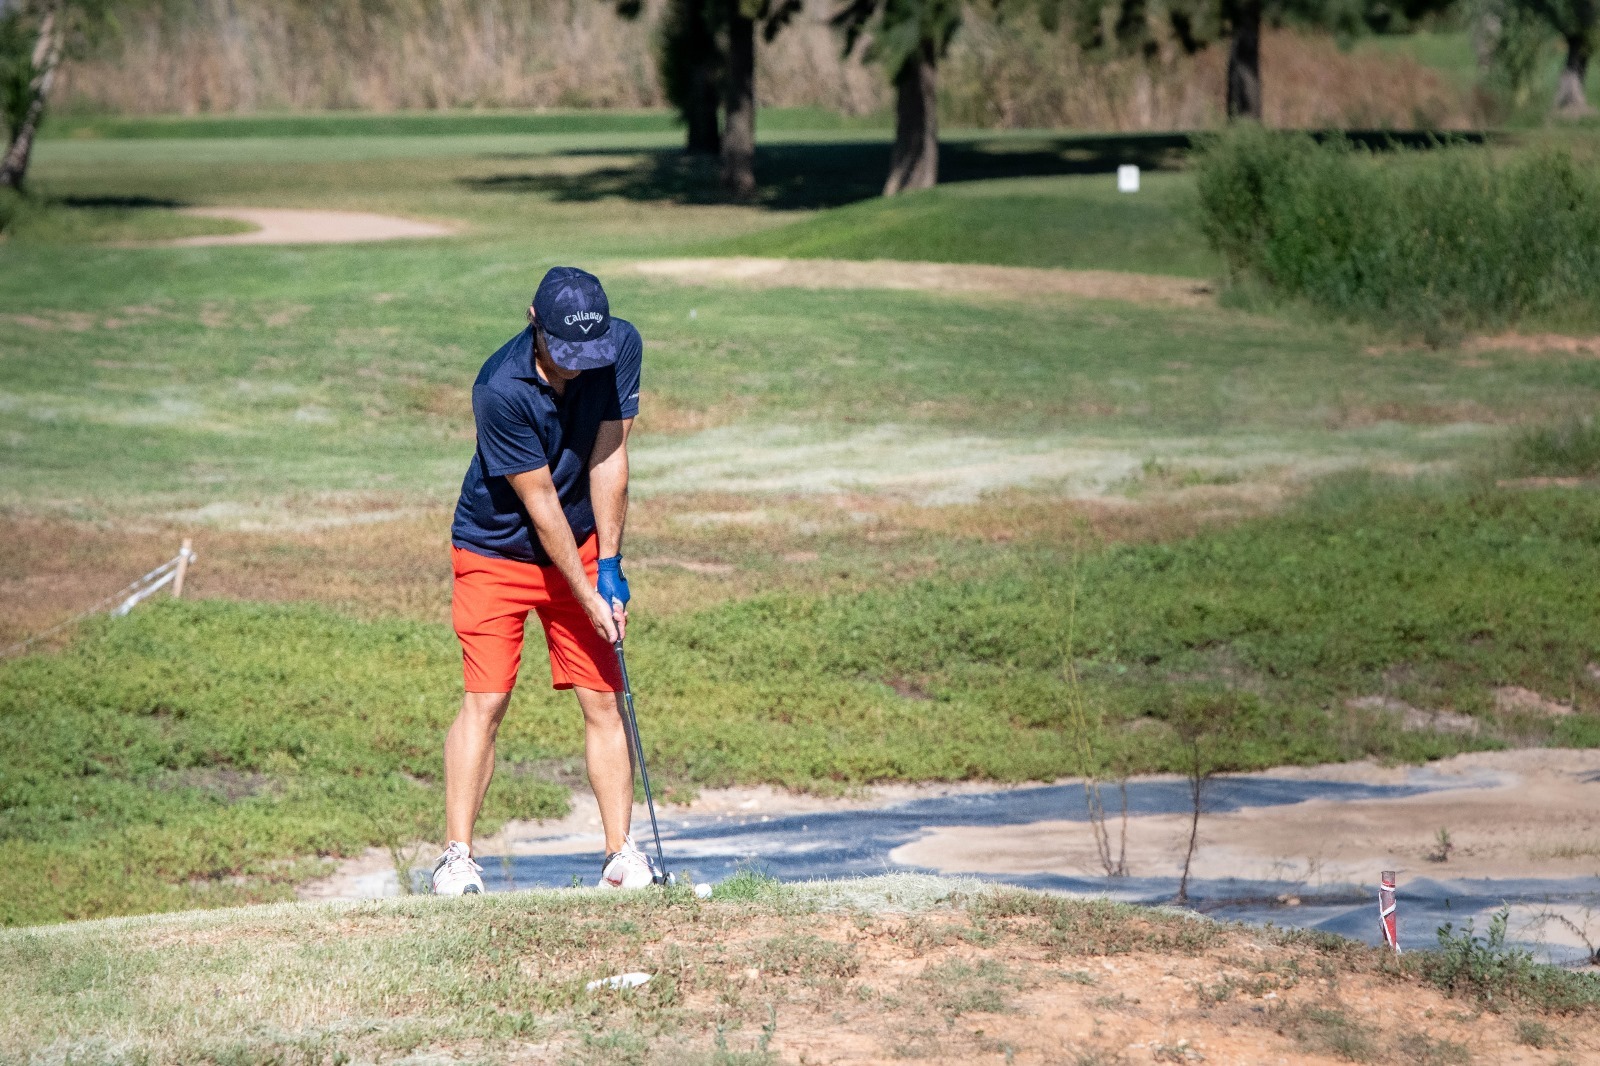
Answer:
612, 321, 642, 420
473, 386, 548, 478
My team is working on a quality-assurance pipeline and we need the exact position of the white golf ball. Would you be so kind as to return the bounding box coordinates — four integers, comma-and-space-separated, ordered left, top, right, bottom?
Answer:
694, 882, 713, 899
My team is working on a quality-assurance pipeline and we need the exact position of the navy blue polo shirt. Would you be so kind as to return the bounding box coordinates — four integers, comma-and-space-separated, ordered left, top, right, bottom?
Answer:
451, 321, 641, 564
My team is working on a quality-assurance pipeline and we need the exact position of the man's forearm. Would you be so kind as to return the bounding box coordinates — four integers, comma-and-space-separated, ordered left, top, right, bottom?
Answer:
590, 419, 631, 558
507, 469, 595, 599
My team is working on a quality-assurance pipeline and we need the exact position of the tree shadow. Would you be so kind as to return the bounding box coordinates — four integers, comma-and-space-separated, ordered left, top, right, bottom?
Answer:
57, 195, 189, 209
461, 129, 1485, 212
462, 133, 1192, 211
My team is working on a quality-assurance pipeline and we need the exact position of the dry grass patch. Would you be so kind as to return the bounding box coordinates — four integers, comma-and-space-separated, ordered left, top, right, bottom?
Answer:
4, 877, 1593, 1065
1, 488, 1265, 648
624, 257, 1218, 309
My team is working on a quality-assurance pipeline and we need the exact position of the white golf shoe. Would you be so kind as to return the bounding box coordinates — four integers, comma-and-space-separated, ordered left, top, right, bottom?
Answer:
431, 840, 484, 895
598, 836, 657, 890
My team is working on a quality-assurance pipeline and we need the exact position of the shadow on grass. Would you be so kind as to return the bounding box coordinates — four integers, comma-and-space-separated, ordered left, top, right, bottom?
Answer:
57, 195, 190, 210
462, 129, 1488, 211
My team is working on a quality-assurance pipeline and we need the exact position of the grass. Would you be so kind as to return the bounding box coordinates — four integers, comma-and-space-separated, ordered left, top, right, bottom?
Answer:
6, 229, 1600, 516
711, 172, 1221, 277
4, 115, 1600, 924
0, 198, 253, 243
0, 876, 1590, 1065
6, 472, 1600, 925
42, 106, 892, 141
1505, 415, 1600, 478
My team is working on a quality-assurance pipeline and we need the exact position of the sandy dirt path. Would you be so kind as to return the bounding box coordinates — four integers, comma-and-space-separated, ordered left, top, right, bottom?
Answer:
301, 749, 1600, 900
168, 207, 456, 246
623, 256, 1217, 307
895, 748, 1600, 886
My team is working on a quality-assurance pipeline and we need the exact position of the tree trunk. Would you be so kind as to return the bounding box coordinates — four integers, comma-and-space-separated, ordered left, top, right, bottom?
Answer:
1554, 34, 1594, 116
720, 0, 756, 198
883, 39, 938, 197
685, 0, 721, 154
1225, 0, 1262, 122
0, 5, 65, 191
686, 58, 722, 154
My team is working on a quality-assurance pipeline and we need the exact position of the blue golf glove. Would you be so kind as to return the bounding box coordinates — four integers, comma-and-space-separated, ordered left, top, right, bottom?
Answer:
596, 555, 630, 610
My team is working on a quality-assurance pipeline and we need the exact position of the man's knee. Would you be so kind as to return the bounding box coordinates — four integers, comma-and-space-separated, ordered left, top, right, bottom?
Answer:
575, 687, 624, 729
457, 691, 512, 735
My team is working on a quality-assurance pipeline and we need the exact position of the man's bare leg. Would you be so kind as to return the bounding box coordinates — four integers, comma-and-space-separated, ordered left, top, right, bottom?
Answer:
444, 690, 512, 849
575, 685, 633, 854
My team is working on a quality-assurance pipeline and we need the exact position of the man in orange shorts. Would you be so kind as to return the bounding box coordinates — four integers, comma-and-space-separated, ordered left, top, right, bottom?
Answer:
433, 266, 654, 894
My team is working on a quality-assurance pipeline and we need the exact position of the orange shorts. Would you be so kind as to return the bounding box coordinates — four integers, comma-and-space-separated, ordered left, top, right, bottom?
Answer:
451, 536, 624, 694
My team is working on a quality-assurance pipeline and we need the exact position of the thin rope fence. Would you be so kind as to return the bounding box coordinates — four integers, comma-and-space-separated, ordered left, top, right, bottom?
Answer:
0, 539, 195, 660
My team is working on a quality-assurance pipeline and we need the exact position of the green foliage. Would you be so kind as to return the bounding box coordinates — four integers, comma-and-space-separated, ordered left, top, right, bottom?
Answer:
1196, 127, 1600, 338
0, 6, 33, 142
1478, 0, 1553, 114
1418, 908, 1600, 1010
836, 0, 964, 78
1504, 414, 1600, 476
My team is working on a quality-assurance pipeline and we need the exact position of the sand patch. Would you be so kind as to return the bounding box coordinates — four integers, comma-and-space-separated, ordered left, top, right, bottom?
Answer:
164, 207, 455, 247
624, 256, 1216, 308
1345, 695, 1481, 735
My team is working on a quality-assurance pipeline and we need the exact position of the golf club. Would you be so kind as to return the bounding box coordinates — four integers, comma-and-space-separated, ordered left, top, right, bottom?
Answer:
612, 637, 672, 886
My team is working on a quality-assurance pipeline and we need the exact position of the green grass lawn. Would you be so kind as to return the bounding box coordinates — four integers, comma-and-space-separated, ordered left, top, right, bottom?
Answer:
4, 473, 1598, 925
5, 114, 1600, 924
712, 173, 1221, 277
6, 232, 1599, 515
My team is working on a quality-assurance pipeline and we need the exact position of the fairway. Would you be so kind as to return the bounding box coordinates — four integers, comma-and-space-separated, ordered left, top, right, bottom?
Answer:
3, 113, 1600, 930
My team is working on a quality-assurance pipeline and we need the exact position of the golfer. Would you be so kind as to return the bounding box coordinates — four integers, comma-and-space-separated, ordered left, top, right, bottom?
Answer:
432, 266, 655, 895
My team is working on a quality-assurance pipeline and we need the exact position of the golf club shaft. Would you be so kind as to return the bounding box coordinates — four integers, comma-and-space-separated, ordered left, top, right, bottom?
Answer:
613, 639, 668, 880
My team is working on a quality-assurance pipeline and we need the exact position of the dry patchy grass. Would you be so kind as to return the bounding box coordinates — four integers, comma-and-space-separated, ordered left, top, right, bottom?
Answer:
0, 488, 1261, 649
3, 877, 1594, 1065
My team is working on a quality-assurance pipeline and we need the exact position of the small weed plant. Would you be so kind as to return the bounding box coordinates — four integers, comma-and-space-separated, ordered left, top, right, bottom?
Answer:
1418, 908, 1600, 1011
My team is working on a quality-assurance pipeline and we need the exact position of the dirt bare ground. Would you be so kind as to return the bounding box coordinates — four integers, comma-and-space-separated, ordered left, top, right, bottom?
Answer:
897, 748, 1600, 889
7, 878, 1595, 1065
623, 256, 1217, 308
165, 206, 456, 246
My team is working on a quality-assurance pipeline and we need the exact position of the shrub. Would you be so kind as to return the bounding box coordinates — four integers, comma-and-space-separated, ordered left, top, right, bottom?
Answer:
1195, 128, 1600, 339
1414, 908, 1600, 1011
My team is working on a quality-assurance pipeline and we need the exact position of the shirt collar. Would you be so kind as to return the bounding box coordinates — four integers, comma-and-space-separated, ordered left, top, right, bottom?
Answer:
510, 326, 557, 392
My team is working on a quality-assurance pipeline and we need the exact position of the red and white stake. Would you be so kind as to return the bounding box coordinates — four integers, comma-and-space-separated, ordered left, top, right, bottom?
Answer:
1378, 869, 1400, 955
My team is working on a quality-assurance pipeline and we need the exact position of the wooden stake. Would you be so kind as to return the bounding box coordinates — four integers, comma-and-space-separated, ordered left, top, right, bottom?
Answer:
172, 538, 193, 599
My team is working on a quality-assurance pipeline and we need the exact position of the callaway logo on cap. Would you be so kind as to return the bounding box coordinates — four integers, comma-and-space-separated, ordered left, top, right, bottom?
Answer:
533, 266, 620, 371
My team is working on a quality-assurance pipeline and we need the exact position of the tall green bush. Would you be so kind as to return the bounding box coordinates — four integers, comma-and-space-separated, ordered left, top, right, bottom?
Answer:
1195, 127, 1600, 339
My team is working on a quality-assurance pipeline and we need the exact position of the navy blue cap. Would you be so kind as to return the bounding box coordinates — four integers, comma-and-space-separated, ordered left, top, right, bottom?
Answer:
532, 266, 619, 371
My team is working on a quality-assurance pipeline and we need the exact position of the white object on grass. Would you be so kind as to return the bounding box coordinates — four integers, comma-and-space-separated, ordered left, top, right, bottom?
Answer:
1117, 165, 1140, 193
694, 882, 713, 899
586, 972, 653, 993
